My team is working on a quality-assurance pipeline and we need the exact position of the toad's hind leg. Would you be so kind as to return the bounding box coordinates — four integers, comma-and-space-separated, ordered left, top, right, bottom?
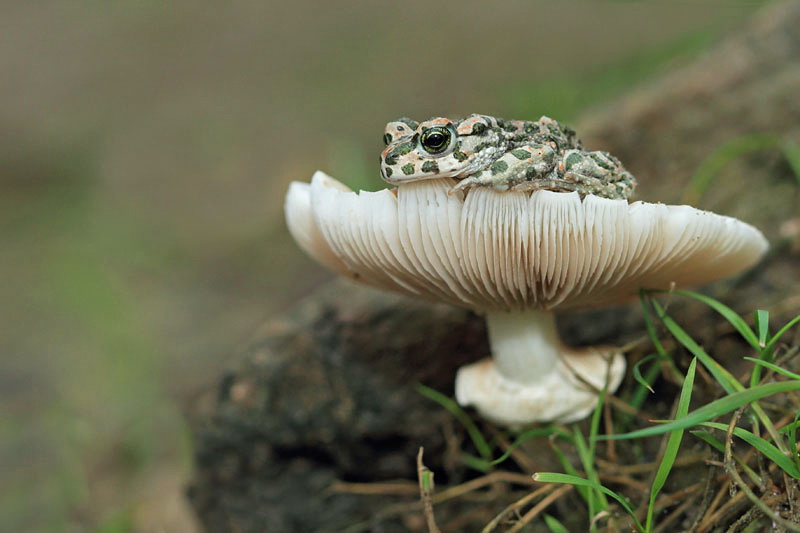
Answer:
560, 149, 637, 200
451, 144, 557, 192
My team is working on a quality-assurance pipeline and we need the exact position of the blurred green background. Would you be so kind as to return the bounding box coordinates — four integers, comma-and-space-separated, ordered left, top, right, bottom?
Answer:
0, 2, 766, 531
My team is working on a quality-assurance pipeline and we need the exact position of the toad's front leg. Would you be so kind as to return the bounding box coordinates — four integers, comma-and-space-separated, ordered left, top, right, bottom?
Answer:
450, 143, 557, 193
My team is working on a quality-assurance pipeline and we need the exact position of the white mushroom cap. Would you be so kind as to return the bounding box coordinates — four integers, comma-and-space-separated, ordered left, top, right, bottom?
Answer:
286, 171, 767, 312
285, 170, 768, 425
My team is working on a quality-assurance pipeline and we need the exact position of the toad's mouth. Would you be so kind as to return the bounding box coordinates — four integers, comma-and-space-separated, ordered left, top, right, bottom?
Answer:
450, 176, 583, 194
381, 166, 464, 185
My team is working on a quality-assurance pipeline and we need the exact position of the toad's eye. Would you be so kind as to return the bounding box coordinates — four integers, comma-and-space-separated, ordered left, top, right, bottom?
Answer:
383, 133, 392, 145
420, 127, 452, 155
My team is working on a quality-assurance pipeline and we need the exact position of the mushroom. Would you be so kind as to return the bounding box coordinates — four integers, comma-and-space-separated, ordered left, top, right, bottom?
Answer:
284, 171, 768, 426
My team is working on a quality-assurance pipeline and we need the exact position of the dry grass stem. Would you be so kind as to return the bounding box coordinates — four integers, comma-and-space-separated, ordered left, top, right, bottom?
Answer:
652, 494, 700, 533
595, 452, 707, 475
481, 485, 557, 533
603, 401, 618, 461
505, 485, 573, 533
685, 464, 718, 532
372, 469, 540, 524
723, 409, 800, 532
486, 426, 539, 473
655, 481, 703, 507
696, 489, 748, 533
596, 473, 649, 492
432, 472, 535, 504
417, 448, 441, 533
330, 480, 419, 496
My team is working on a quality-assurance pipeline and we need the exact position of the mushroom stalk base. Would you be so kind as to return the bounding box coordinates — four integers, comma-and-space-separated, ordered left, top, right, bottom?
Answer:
455, 310, 625, 426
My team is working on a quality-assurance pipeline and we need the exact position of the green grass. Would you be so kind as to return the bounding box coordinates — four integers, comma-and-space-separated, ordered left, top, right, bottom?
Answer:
502, 29, 720, 123
92, 513, 136, 533
683, 134, 800, 205
644, 357, 696, 531
0, 138, 190, 532
538, 291, 800, 531
417, 289, 800, 531
543, 514, 569, 533
533, 472, 643, 531
415, 383, 494, 471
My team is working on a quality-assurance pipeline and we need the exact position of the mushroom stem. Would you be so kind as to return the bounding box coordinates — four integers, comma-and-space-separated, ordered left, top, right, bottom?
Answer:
455, 312, 626, 425
486, 310, 560, 384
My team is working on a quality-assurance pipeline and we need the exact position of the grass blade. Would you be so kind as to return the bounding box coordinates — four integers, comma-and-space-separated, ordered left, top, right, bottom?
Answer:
690, 429, 762, 484
573, 427, 608, 517
549, 436, 590, 503
754, 310, 769, 348
790, 409, 800, 472
651, 299, 741, 394
766, 314, 800, 353
701, 422, 800, 479
750, 309, 772, 387
533, 473, 644, 532
651, 295, 787, 452
602, 381, 800, 441
690, 429, 725, 453
744, 358, 800, 381
651, 289, 760, 350
646, 358, 696, 530
544, 514, 570, 533
779, 419, 800, 435
632, 354, 660, 393
489, 426, 563, 466
683, 133, 782, 205
616, 357, 664, 433
416, 384, 492, 461
782, 141, 800, 184
460, 454, 492, 473
640, 290, 669, 357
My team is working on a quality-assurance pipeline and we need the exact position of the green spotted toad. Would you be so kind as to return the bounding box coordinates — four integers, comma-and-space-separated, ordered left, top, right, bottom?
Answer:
379, 114, 636, 200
